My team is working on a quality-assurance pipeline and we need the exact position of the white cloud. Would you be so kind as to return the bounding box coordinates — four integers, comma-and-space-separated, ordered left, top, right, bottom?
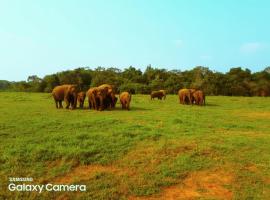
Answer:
240, 42, 264, 54
173, 39, 183, 47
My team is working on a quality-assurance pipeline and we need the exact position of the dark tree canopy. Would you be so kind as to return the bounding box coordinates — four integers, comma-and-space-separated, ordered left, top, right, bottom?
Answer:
1, 66, 270, 96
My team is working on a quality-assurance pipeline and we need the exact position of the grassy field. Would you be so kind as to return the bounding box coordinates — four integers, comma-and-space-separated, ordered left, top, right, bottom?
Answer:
0, 92, 269, 200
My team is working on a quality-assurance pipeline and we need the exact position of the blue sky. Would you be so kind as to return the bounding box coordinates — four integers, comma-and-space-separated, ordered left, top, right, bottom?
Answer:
0, 0, 270, 81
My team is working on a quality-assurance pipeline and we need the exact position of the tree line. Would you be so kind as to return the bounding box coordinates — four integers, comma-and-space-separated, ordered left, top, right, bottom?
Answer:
1, 65, 270, 96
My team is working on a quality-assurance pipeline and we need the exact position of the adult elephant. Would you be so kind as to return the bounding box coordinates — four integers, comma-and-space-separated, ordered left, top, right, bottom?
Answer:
178, 88, 192, 105
104, 96, 118, 109
150, 91, 164, 100
86, 87, 106, 110
192, 90, 205, 106
52, 84, 78, 109
87, 87, 97, 110
98, 84, 117, 109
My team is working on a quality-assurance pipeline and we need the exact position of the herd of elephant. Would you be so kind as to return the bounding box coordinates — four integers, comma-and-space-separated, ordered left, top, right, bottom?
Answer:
52, 84, 131, 111
150, 89, 205, 105
52, 84, 205, 111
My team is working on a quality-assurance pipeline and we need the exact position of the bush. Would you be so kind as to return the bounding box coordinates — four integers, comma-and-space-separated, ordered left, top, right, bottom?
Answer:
119, 83, 151, 94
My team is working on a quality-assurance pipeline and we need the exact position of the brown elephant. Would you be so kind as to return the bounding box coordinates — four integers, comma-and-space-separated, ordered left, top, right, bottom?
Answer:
192, 90, 205, 105
87, 87, 108, 111
150, 91, 164, 100
178, 88, 192, 105
87, 87, 98, 110
159, 90, 166, 100
77, 92, 86, 108
98, 84, 117, 109
120, 92, 131, 110
52, 84, 78, 109
104, 95, 118, 109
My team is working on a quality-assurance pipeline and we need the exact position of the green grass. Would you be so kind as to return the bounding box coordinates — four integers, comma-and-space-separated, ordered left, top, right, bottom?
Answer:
0, 92, 269, 199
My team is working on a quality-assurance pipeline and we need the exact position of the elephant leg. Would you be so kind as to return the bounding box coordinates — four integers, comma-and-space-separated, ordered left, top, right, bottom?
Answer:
91, 102, 94, 109
182, 96, 185, 104
65, 99, 70, 109
93, 101, 97, 110
88, 99, 92, 109
54, 100, 59, 108
121, 101, 124, 109
59, 101, 63, 108
95, 99, 99, 110
200, 98, 203, 106
127, 101, 130, 110
189, 97, 192, 105
93, 98, 97, 110
71, 100, 75, 109
99, 99, 104, 111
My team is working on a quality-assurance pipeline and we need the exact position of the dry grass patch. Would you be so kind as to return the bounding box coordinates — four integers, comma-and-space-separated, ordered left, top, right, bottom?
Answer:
118, 140, 195, 174
218, 129, 269, 138
48, 140, 195, 188
53, 165, 115, 183
129, 168, 234, 200
232, 110, 270, 120
52, 164, 131, 184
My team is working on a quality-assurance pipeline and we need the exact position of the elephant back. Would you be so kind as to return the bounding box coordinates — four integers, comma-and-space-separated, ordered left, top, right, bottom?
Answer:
98, 84, 115, 93
120, 92, 131, 101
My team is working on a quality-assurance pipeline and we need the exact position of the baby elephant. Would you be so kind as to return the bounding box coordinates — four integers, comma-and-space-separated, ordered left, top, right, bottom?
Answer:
120, 92, 131, 110
77, 92, 86, 108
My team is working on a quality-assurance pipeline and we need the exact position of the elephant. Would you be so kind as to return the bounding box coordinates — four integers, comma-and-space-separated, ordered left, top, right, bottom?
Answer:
77, 92, 86, 109
178, 88, 192, 105
104, 95, 118, 109
120, 92, 131, 110
98, 84, 117, 109
87, 87, 97, 110
52, 84, 78, 109
150, 91, 165, 100
87, 86, 109, 111
192, 90, 205, 106
159, 90, 166, 100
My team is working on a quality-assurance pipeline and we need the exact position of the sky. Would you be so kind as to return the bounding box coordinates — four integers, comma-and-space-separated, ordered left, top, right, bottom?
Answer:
0, 0, 270, 81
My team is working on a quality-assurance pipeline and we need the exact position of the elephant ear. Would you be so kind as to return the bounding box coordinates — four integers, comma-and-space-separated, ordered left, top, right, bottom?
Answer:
68, 86, 74, 93
96, 88, 103, 96
93, 89, 97, 95
101, 87, 109, 95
